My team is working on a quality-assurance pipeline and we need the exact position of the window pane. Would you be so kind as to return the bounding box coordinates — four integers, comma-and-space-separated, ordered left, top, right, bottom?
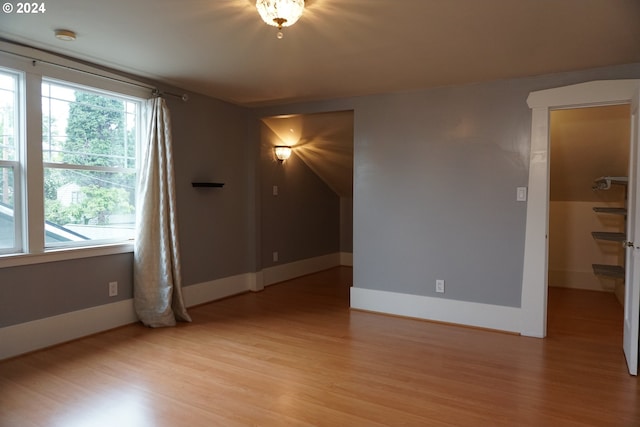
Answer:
0, 166, 16, 250
44, 168, 136, 244
0, 70, 17, 161
42, 82, 137, 168
0, 69, 20, 253
42, 80, 139, 247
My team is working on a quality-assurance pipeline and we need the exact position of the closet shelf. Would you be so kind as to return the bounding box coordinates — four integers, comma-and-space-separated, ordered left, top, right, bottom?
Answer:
592, 176, 628, 190
591, 231, 626, 242
592, 207, 627, 215
591, 175, 627, 282
592, 264, 625, 278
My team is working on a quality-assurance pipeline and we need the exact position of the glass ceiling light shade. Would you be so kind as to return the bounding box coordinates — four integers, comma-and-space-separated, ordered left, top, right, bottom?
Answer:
256, 0, 305, 39
274, 145, 293, 162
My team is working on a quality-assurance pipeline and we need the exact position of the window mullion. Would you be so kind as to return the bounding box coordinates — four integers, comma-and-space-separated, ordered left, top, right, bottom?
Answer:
1, 49, 142, 257
23, 70, 44, 254
43, 162, 134, 174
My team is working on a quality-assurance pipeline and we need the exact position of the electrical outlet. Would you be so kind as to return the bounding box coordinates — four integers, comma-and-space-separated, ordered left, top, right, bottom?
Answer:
273, 251, 279, 262
436, 279, 445, 293
108, 281, 118, 297
272, 185, 279, 196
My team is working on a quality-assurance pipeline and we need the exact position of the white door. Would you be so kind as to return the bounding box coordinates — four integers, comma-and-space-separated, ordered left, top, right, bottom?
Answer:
624, 89, 640, 376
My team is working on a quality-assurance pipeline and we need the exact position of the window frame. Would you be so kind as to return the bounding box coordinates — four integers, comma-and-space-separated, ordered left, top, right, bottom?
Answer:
0, 66, 23, 255
41, 78, 142, 249
0, 46, 150, 267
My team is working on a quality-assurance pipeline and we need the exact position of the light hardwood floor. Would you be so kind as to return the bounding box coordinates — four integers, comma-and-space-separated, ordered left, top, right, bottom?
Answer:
1, 267, 638, 426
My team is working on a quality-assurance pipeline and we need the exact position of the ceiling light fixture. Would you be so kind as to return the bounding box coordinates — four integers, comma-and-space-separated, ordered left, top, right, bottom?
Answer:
54, 29, 76, 41
256, 0, 305, 39
274, 145, 293, 162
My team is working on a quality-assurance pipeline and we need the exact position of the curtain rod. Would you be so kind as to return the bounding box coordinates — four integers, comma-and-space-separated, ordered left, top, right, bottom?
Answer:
0, 47, 154, 91
152, 89, 189, 102
0, 46, 188, 101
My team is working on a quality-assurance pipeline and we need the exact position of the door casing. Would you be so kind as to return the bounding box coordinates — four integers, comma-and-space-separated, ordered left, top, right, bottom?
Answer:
521, 80, 640, 339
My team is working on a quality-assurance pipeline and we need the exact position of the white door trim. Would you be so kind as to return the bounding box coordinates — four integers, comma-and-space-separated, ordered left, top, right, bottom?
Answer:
521, 79, 640, 338
623, 91, 640, 375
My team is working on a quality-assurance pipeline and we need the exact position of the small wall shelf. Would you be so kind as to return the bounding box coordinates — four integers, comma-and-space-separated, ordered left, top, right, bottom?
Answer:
192, 182, 224, 188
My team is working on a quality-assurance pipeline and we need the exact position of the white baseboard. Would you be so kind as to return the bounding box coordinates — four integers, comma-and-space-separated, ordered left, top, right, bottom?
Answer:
0, 299, 137, 360
262, 253, 341, 286
350, 287, 522, 334
182, 272, 254, 307
0, 272, 254, 361
0, 254, 345, 360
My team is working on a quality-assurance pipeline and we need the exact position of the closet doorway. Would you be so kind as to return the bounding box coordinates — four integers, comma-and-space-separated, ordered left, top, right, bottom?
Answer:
548, 105, 630, 303
522, 80, 640, 376
547, 104, 631, 368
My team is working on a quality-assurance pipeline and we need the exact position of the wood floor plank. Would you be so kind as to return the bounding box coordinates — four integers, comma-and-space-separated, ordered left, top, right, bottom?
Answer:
1, 268, 639, 426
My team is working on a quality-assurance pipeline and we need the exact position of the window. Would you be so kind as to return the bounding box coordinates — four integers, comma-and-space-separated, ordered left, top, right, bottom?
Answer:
0, 69, 21, 254
42, 81, 140, 246
0, 50, 146, 261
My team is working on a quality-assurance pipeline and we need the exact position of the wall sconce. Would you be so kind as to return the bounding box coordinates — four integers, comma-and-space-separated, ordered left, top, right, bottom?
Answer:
274, 145, 292, 162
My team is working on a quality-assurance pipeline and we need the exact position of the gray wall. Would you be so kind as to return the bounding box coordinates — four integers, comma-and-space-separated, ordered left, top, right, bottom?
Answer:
352, 81, 530, 307
2, 56, 639, 329
0, 81, 344, 328
0, 89, 253, 328
340, 197, 353, 253
253, 62, 640, 309
259, 121, 340, 267
168, 92, 253, 286
0, 253, 133, 326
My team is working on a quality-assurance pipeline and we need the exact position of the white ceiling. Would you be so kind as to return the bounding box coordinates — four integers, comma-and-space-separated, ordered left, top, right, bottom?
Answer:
1, 0, 639, 107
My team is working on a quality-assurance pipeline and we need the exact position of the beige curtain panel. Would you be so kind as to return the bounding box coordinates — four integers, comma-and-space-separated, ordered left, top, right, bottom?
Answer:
134, 97, 191, 327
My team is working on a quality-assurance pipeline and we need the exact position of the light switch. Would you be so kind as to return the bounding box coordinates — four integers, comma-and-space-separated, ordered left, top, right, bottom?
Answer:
273, 185, 278, 196
517, 187, 527, 201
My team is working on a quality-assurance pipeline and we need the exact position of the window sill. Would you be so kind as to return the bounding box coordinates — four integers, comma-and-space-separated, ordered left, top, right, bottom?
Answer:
0, 242, 134, 269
